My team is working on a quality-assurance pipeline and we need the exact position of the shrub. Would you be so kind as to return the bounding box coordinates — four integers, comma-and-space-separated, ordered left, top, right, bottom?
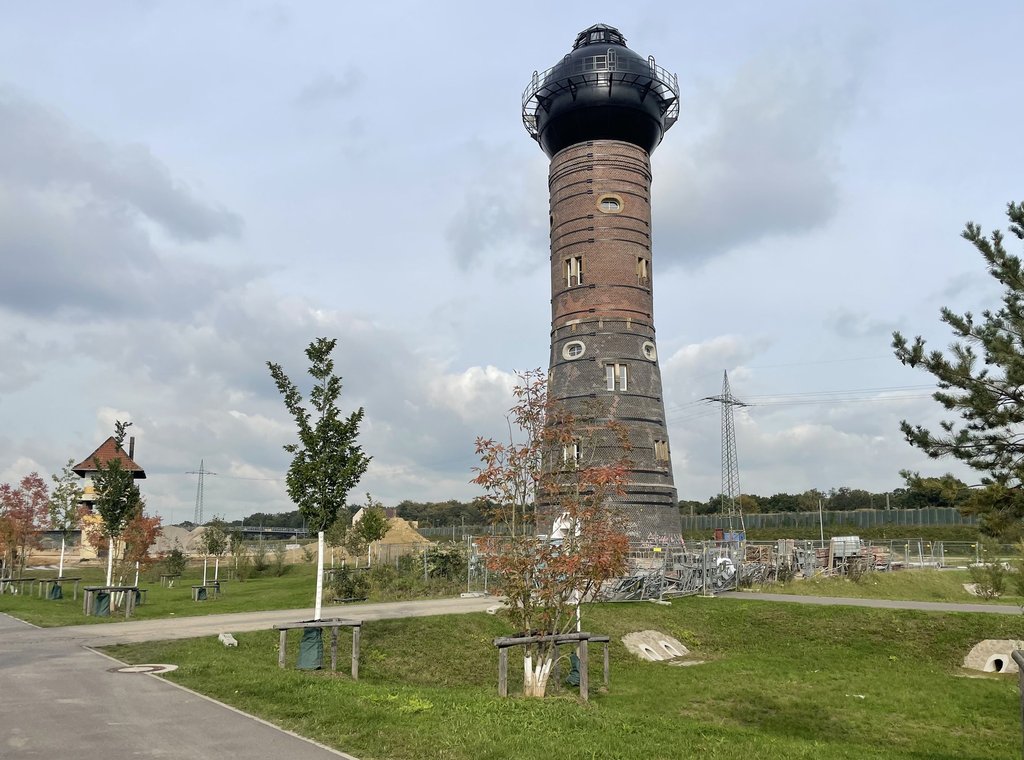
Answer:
331, 566, 370, 600
968, 542, 1007, 598
272, 544, 289, 576
252, 543, 269, 573
427, 543, 467, 580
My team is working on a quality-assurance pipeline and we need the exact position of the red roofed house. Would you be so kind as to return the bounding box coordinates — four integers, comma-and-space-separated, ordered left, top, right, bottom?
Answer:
72, 435, 146, 513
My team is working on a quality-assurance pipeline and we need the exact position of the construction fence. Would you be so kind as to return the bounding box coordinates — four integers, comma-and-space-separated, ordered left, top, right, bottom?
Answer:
680, 507, 978, 533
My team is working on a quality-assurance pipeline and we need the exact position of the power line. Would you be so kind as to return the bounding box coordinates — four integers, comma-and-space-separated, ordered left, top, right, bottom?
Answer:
186, 460, 217, 525
703, 371, 746, 534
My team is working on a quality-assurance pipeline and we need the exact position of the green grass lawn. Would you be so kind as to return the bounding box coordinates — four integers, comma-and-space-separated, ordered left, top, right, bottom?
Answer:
0, 564, 324, 626
760, 569, 1024, 606
0, 562, 464, 626
104, 598, 1024, 760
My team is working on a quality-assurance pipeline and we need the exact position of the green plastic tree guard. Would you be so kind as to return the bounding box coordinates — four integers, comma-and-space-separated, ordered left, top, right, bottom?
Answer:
48, 583, 63, 601
564, 652, 581, 687
94, 591, 110, 617
297, 627, 324, 670
196, 586, 208, 601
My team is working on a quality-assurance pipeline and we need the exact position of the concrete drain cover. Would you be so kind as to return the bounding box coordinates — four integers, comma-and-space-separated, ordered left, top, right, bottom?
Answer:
109, 664, 178, 674
963, 641, 1024, 673
622, 631, 690, 662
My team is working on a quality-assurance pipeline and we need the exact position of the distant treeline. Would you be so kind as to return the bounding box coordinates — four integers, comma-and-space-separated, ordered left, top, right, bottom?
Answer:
228, 501, 490, 531
227, 474, 976, 531
680, 473, 975, 515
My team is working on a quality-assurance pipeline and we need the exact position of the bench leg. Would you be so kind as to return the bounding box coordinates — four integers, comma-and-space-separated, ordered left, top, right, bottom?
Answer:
278, 630, 287, 669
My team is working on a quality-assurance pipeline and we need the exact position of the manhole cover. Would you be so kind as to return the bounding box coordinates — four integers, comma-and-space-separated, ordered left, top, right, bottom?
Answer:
109, 664, 178, 674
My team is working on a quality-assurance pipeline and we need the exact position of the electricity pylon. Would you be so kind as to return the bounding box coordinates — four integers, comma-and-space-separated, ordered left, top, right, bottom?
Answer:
704, 371, 747, 535
186, 460, 217, 525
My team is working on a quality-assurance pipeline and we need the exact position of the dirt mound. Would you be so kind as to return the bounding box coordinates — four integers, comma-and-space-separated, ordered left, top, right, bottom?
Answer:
380, 517, 429, 545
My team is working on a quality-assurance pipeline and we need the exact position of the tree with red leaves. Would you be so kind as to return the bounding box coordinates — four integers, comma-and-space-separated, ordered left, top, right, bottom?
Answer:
472, 369, 630, 697
0, 473, 49, 578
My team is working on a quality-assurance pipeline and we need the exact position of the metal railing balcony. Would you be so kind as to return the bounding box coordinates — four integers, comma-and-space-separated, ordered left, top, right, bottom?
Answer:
522, 52, 680, 138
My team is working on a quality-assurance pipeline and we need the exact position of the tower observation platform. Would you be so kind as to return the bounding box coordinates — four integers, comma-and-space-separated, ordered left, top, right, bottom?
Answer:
523, 24, 682, 546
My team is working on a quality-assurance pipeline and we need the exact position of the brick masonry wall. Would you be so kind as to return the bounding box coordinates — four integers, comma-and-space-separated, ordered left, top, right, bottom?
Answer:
545, 140, 680, 545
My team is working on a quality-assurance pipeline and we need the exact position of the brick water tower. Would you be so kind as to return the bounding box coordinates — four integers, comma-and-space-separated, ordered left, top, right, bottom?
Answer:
523, 23, 681, 544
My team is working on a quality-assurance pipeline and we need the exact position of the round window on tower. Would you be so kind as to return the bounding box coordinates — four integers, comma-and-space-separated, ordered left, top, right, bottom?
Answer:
642, 341, 657, 361
597, 194, 623, 213
562, 341, 586, 360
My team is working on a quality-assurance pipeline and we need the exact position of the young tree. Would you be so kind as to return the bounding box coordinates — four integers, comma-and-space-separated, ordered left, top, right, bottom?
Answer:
0, 473, 49, 577
92, 421, 144, 585
472, 370, 630, 697
893, 201, 1024, 538
49, 459, 84, 578
121, 507, 162, 585
267, 337, 371, 620
198, 516, 229, 583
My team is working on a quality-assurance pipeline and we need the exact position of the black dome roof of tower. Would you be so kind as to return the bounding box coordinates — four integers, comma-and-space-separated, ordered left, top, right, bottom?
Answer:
522, 24, 679, 158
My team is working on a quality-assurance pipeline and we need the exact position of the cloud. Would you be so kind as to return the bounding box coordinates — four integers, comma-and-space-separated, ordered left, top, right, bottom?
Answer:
0, 86, 242, 242
294, 68, 364, 107
827, 308, 899, 339
0, 86, 246, 320
653, 47, 860, 268
444, 142, 547, 273
0, 328, 54, 392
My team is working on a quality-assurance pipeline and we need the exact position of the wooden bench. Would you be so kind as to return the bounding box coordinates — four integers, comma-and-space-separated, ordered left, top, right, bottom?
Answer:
37, 577, 82, 600
83, 586, 138, 619
191, 582, 221, 601
493, 631, 610, 701
273, 618, 362, 678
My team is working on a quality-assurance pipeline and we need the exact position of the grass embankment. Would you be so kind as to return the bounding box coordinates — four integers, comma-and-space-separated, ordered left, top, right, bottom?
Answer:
106, 599, 1021, 760
0, 562, 464, 627
760, 569, 1023, 605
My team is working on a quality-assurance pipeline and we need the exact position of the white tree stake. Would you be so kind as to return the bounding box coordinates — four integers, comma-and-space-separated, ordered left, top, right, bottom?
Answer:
203, 556, 208, 585
134, 560, 139, 586
314, 530, 325, 621
214, 556, 220, 581
58, 536, 65, 579
106, 536, 114, 586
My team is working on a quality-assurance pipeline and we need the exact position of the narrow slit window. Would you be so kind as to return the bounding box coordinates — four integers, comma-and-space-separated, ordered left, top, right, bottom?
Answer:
654, 440, 670, 462
565, 256, 583, 287
637, 257, 650, 286
606, 363, 628, 391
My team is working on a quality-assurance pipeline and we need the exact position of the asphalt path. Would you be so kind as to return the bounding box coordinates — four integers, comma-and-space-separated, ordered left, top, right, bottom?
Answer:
0, 596, 496, 759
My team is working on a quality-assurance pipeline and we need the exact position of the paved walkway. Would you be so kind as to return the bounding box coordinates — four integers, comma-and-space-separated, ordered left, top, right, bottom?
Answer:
0, 596, 495, 759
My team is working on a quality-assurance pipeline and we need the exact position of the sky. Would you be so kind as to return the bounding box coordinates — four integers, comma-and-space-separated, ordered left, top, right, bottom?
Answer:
1, 1, 1022, 524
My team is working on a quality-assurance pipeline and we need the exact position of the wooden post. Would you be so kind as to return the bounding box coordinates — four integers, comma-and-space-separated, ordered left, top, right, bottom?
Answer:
551, 643, 560, 691
498, 647, 508, 697
1012, 650, 1024, 758
351, 625, 360, 680
603, 642, 610, 687
278, 630, 287, 669
330, 627, 339, 672
578, 635, 589, 701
